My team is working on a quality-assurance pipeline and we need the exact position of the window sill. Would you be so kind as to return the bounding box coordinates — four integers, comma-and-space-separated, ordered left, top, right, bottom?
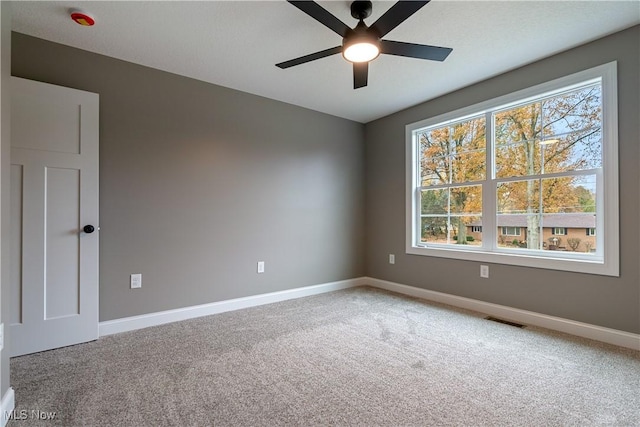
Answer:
406, 244, 618, 277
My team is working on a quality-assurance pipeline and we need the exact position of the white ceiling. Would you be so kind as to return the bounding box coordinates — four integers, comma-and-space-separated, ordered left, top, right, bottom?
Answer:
10, 1, 640, 123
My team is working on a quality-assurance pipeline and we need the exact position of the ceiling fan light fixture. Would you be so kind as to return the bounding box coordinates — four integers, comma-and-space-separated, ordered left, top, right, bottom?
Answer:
279, 0, 450, 89
343, 39, 380, 63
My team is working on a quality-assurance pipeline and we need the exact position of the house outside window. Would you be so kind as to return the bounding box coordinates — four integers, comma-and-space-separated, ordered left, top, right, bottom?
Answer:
406, 62, 619, 276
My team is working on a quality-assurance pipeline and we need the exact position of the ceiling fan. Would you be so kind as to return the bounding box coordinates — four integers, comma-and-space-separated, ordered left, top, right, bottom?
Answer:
276, 0, 452, 89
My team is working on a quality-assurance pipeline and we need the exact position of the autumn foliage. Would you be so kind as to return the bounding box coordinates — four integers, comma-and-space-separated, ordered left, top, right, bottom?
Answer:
419, 84, 601, 250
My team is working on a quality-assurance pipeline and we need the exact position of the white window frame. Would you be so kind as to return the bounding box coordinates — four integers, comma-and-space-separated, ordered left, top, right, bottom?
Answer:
471, 226, 482, 233
587, 228, 596, 236
552, 228, 567, 236
406, 62, 619, 276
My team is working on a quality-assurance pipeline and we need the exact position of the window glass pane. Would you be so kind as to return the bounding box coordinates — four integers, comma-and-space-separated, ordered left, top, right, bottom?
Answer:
495, 85, 603, 179
541, 85, 602, 170
495, 102, 542, 147
573, 175, 597, 213
419, 127, 450, 155
542, 214, 596, 254
495, 141, 539, 178
542, 85, 600, 129
450, 118, 485, 183
420, 155, 449, 186
494, 102, 541, 178
419, 129, 451, 186
422, 187, 482, 215
540, 129, 602, 174
450, 185, 482, 215
495, 175, 597, 251
419, 116, 485, 186
497, 180, 540, 215
541, 175, 596, 213
541, 175, 596, 254
421, 189, 448, 215
420, 217, 448, 243
566, 128, 601, 170
451, 118, 486, 153
451, 151, 485, 183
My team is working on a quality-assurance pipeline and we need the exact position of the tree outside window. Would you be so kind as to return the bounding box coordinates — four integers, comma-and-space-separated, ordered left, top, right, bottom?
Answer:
418, 84, 601, 253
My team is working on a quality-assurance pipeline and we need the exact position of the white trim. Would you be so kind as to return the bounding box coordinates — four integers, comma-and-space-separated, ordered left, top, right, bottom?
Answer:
0, 388, 14, 427
364, 277, 640, 351
99, 278, 365, 336
100, 276, 639, 351
599, 60, 619, 276
406, 61, 619, 277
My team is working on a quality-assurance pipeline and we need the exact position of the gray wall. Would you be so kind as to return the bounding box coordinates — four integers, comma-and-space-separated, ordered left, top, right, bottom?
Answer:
1, 0, 12, 399
12, 33, 365, 321
365, 25, 640, 334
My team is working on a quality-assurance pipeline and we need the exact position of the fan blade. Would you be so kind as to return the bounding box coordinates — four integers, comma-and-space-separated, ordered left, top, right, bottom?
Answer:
287, 1, 351, 37
276, 46, 343, 69
380, 40, 452, 61
369, 1, 430, 38
353, 62, 368, 89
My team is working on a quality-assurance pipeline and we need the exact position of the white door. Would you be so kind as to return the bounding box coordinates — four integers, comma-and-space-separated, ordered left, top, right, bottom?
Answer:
10, 77, 99, 357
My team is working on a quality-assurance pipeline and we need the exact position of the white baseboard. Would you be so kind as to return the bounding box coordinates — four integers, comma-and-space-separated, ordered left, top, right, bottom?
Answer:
99, 278, 365, 337
99, 275, 639, 351
1, 388, 14, 427
364, 277, 640, 351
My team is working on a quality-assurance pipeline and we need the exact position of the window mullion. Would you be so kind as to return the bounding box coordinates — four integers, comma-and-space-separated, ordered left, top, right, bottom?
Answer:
484, 111, 497, 251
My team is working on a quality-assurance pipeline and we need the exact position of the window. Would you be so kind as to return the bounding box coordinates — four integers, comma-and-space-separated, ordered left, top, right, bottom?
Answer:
406, 62, 619, 276
502, 227, 521, 236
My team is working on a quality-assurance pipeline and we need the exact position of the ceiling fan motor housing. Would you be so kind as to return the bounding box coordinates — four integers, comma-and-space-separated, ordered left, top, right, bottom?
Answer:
343, 2, 380, 63
351, 1, 373, 20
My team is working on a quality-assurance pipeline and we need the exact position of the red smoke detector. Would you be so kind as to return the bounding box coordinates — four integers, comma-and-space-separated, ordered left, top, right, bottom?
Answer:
70, 10, 95, 26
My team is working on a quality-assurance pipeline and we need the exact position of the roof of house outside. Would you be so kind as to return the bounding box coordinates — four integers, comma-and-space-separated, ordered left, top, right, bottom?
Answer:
470, 214, 596, 228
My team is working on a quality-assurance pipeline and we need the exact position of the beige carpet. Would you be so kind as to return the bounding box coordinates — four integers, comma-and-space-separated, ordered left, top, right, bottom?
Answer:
9, 286, 640, 426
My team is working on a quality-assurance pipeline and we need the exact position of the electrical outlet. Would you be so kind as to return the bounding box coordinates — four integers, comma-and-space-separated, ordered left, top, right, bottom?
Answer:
257, 261, 265, 274
480, 265, 489, 278
389, 254, 395, 264
130, 273, 142, 289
